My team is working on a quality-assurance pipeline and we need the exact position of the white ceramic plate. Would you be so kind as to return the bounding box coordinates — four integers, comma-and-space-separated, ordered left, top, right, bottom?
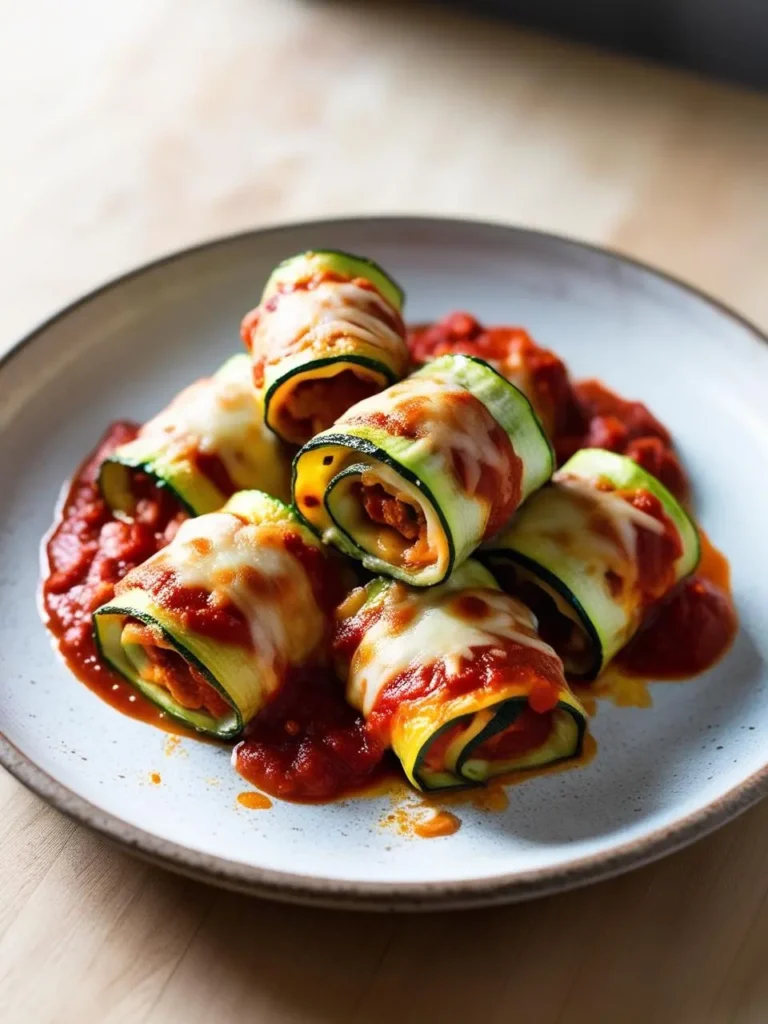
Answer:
2, 217, 767, 911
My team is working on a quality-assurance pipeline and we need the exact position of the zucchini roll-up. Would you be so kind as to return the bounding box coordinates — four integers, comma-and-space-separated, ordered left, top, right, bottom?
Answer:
294, 353, 554, 586
334, 560, 587, 791
241, 250, 409, 445
481, 448, 700, 680
99, 355, 291, 517
93, 491, 337, 738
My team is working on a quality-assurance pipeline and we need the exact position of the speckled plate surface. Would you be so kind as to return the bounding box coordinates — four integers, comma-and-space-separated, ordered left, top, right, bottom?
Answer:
1, 217, 767, 911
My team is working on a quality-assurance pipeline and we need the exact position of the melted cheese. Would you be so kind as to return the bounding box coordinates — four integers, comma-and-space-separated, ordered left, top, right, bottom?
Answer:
254, 281, 405, 367
141, 512, 324, 694
348, 581, 556, 717
340, 370, 508, 499
135, 356, 283, 490
554, 474, 666, 562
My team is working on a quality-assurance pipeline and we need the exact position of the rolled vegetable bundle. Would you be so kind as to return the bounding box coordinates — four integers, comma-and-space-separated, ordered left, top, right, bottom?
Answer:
99, 355, 291, 517
294, 353, 554, 586
93, 491, 339, 738
241, 250, 409, 445
480, 448, 700, 680
333, 560, 587, 791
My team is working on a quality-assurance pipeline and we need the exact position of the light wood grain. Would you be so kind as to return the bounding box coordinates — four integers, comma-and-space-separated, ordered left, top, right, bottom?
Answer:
2, 2, 768, 1021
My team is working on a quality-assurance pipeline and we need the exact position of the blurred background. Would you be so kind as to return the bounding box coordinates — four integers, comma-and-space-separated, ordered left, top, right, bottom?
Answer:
2, 0, 767, 349
445, 0, 768, 89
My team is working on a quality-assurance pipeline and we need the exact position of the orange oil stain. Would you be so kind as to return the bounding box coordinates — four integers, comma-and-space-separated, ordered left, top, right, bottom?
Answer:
414, 811, 461, 839
149, 772, 162, 785
237, 791, 273, 810
697, 529, 731, 591
164, 735, 185, 757
574, 671, 652, 711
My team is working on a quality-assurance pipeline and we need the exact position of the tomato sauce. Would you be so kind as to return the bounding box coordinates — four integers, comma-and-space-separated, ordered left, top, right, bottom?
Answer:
408, 314, 688, 501
617, 531, 737, 679
364, 648, 562, 744
234, 668, 393, 802
619, 488, 683, 602
118, 562, 254, 649
561, 380, 688, 501
408, 312, 581, 440
42, 423, 187, 729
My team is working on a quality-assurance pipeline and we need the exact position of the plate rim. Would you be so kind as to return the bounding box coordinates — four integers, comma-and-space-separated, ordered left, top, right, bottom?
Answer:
2, 214, 767, 911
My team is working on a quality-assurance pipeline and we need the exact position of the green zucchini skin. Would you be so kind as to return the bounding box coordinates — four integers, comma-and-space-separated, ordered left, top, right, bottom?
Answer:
293, 353, 554, 586
245, 250, 410, 445
481, 448, 701, 680
261, 355, 398, 443
93, 603, 242, 738
98, 354, 292, 518
263, 250, 405, 311
92, 490, 333, 739
412, 696, 587, 792
334, 559, 587, 791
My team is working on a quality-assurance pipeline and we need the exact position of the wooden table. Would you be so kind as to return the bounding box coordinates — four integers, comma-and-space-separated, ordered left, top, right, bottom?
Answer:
2, 3, 768, 1021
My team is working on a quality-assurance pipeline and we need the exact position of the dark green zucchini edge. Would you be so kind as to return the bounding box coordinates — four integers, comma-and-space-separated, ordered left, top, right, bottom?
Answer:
98, 456, 198, 517
455, 353, 556, 465
92, 604, 242, 739
411, 714, 476, 792
455, 696, 586, 779
292, 432, 456, 586
272, 248, 406, 309
263, 354, 400, 442
412, 695, 587, 792
479, 549, 603, 682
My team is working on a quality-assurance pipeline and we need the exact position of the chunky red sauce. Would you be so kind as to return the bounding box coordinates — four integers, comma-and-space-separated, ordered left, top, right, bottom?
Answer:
235, 668, 393, 802
617, 531, 737, 678
118, 562, 254, 649
407, 314, 688, 501
42, 314, 738, 804
42, 423, 187, 729
562, 380, 688, 501
408, 312, 580, 440
623, 489, 683, 600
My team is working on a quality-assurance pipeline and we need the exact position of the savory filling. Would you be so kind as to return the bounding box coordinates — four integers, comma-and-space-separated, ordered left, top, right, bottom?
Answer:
128, 471, 188, 536
472, 706, 555, 760
120, 619, 231, 718
357, 479, 432, 567
420, 705, 556, 779
274, 368, 383, 444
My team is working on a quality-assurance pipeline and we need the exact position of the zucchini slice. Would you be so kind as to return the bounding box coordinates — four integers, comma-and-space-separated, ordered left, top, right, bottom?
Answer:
242, 250, 409, 445
480, 448, 701, 680
333, 559, 587, 791
294, 353, 554, 586
93, 490, 336, 738
99, 354, 292, 517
